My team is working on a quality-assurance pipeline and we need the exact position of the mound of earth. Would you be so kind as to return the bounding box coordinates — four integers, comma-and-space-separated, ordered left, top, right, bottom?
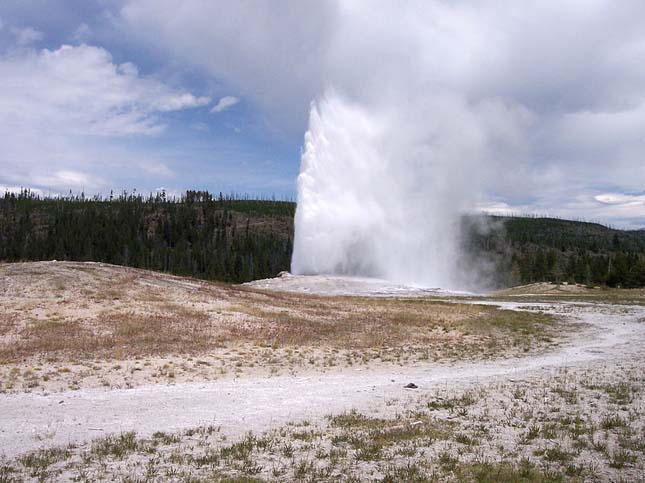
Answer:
1, 261, 555, 395
494, 281, 598, 296
244, 273, 470, 297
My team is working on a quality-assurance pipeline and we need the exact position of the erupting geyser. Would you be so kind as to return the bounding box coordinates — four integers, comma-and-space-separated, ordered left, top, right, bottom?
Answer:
292, 91, 481, 289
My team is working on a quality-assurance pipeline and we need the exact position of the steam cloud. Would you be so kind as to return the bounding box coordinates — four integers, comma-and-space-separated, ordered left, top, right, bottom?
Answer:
121, 0, 645, 256
288, 2, 645, 288
291, 90, 529, 288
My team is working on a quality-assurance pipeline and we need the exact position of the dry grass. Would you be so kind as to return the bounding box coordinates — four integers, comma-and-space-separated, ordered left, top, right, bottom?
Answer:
223, 297, 556, 351
5, 311, 214, 362
0, 261, 562, 392
492, 282, 645, 304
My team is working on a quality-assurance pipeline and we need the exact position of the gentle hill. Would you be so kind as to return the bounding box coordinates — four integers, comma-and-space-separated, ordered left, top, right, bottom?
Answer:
495, 216, 645, 252
463, 215, 645, 288
0, 260, 558, 393
0, 190, 294, 283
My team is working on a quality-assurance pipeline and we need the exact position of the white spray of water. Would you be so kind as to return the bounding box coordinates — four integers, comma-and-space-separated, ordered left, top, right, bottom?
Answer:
124, 1, 645, 267
292, 91, 518, 289
282, 2, 563, 289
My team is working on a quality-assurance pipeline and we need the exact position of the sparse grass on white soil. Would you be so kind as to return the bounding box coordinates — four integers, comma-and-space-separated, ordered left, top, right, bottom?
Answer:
1, 261, 643, 482
2, 359, 642, 482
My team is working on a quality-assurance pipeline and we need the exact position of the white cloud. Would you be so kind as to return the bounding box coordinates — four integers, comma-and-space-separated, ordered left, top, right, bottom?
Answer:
0, 44, 210, 137
121, 1, 333, 130
476, 201, 525, 216
121, 0, 645, 227
0, 43, 210, 192
142, 163, 174, 178
73, 23, 92, 43
191, 122, 209, 132
10, 26, 44, 46
34, 170, 100, 189
476, 191, 645, 230
210, 96, 239, 113
595, 193, 645, 206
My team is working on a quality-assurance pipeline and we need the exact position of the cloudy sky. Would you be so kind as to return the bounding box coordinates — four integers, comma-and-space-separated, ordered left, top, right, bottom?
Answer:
0, 1, 644, 228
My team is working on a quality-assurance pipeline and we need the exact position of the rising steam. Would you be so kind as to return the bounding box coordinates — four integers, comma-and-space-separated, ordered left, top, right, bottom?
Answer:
279, 1, 641, 289
287, 6, 538, 290
291, 91, 513, 289
124, 1, 645, 252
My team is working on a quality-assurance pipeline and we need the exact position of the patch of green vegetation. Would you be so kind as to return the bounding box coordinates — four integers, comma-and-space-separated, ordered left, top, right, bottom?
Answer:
453, 459, 569, 483
0, 463, 19, 483
479, 308, 557, 336
520, 424, 541, 444
437, 451, 458, 471
329, 409, 453, 465
19, 446, 72, 470
608, 449, 637, 469
455, 432, 478, 446
540, 446, 575, 464
91, 431, 147, 459
152, 431, 181, 445
380, 462, 434, 483
604, 382, 637, 405
427, 391, 476, 411
329, 409, 388, 430
553, 385, 578, 404
219, 433, 258, 461
600, 414, 628, 430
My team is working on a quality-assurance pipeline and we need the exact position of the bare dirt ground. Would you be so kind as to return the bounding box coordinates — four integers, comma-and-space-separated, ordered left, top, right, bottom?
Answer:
0, 262, 643, 481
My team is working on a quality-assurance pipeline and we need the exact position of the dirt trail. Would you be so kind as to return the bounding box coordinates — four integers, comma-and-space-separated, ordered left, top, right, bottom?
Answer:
1, 301, 643, 459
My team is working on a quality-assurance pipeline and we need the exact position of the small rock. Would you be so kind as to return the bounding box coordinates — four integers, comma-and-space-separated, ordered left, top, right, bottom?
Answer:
404, 383, 418, 389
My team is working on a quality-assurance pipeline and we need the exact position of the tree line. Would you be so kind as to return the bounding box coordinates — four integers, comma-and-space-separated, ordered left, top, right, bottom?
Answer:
463, 215, 645, 288
1, 190, 644, 287
0, 189, 294, 283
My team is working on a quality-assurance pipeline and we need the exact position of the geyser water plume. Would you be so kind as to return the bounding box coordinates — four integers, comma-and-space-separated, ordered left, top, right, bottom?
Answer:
292, 91, 488, 289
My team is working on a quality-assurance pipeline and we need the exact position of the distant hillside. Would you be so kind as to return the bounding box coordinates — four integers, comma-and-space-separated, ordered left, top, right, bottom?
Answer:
1, 190, 644, 287
0, 190, 294, 283
496, 216, 645, 252
463, 216, 645, 288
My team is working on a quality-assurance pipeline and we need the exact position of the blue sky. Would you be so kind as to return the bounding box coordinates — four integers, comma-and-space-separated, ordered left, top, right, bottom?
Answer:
0, 0, 303, 200
0, 1, 644, 228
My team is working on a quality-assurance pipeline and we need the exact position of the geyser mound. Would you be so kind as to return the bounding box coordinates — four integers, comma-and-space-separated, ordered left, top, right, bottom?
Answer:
245, 273, 472, 297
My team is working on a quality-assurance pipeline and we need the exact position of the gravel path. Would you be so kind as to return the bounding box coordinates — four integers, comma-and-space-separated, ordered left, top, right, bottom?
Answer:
1, 301, 643, 459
